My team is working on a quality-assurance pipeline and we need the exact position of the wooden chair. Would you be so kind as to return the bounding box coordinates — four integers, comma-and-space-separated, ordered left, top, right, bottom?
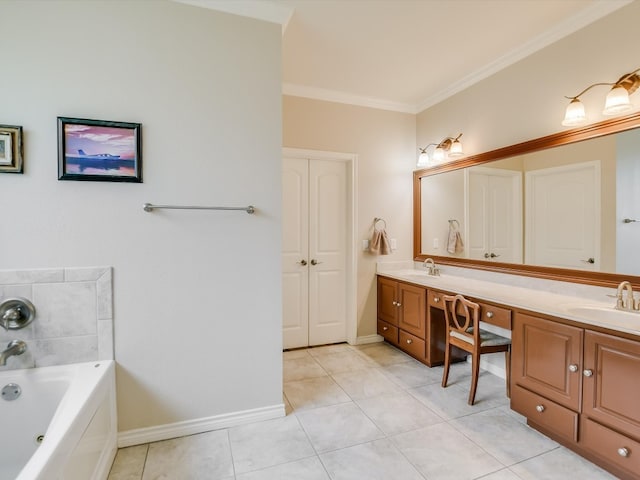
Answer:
441, 294, 511, 405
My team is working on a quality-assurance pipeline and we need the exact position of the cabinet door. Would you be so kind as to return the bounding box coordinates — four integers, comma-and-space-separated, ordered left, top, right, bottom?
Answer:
512, 313, 583, 411
398, 283, 426, 338
583, 331, 640, 441
377, 277, 398, 326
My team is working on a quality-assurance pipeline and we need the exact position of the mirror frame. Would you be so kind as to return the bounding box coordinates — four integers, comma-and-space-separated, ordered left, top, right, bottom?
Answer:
413, 111, 640, 289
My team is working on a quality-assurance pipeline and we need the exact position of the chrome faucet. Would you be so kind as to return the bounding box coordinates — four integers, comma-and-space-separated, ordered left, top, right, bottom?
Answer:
0, 340, 27, 366
423, 258, 440, 276
615, 281, 639, 311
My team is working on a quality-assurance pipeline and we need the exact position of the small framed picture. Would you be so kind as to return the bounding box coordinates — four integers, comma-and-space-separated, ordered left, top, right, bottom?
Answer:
0, 125, 24, 173
57, 117, 142, 182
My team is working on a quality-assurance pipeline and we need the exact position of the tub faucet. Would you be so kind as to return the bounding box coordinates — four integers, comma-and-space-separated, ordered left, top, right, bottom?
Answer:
0, 340, 27, 366
615, 281, 638, 311
423, 258, 440, 276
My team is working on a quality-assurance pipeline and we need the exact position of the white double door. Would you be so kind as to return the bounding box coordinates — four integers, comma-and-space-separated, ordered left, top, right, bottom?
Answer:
282, 156, 347, 349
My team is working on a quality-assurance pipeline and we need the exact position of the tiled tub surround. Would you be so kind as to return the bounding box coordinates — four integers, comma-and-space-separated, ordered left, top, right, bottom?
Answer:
377, 261, 640, 337
0, 267, 113, 369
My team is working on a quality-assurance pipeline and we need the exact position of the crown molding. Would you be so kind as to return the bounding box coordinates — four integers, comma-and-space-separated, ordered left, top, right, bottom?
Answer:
172, 0, 294, 33
415, 0, 633, 114
283, 83, 417, 114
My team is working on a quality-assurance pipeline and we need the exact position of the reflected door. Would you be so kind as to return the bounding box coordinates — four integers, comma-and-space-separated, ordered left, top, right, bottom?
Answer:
282, 157, 347, 349
525, 161, 600, 270
466, 167, 522, 263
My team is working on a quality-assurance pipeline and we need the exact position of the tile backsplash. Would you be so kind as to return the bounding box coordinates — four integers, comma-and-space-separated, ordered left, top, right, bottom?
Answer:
0, 266, 113, 370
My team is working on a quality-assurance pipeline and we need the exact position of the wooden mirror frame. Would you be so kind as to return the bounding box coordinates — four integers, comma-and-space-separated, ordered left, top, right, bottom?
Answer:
413, 111, 640, 289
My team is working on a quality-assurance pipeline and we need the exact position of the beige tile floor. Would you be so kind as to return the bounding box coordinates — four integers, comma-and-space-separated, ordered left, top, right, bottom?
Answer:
108, 342, 616, 480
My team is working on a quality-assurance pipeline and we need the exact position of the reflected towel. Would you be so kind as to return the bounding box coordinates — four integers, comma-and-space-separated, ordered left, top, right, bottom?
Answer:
370, 229, 391, 255
447, 225, 464, 254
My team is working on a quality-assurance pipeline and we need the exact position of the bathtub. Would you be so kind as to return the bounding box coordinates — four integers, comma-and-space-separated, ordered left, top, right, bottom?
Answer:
0, 361, 117, 480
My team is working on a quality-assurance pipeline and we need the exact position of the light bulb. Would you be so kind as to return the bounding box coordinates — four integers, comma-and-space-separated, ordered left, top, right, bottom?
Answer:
603, 85, 632, 115
562, 98, 586, 126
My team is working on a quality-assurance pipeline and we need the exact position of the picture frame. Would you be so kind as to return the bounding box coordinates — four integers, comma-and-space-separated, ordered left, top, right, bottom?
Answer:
0, 125, 24, 173
57, 117, 142, 182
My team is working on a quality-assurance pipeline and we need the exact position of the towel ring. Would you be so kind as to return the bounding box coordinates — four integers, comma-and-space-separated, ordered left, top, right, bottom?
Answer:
448, 219, 460, 229
374, 217, 387, 231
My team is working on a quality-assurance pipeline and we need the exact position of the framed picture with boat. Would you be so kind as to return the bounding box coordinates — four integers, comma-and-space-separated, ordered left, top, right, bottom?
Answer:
57, 117, 142, 182
0, 124, 24, 173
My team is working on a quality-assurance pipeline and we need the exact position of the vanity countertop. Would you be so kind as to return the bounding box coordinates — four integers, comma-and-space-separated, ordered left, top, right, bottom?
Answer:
377, 266, 640, 338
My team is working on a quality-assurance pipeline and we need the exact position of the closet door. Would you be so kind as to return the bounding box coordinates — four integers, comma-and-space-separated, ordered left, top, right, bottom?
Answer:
282, 158, 309, 349
282, 157, 347, 348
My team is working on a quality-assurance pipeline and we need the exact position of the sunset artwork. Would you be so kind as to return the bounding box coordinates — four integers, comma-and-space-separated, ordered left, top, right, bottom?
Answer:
58, 117, 142, 182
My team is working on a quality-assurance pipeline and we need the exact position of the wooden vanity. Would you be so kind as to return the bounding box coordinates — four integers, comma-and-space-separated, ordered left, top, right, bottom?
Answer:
377, 273, 640, 480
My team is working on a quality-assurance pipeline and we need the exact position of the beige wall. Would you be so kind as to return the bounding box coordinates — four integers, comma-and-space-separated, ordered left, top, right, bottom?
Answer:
283, 96, 416, 338
2, 1, 283, 435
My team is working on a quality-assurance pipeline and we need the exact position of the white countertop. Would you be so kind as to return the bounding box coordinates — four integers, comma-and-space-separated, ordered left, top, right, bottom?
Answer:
377, 264, 640, 338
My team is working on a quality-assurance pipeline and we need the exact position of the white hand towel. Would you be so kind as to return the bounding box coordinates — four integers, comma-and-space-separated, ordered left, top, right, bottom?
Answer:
370, 229, 391, 255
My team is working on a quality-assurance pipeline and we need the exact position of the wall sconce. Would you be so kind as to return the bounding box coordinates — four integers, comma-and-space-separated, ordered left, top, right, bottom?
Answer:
417, 134, 464, 167
562, 67, 640, 127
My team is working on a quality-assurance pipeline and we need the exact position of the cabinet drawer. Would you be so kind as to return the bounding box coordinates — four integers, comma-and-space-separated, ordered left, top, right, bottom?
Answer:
511, 384, 578, 443
428, 290, 447, 309
580, 417, 640, 476
399, 330, 426, 360
478, 302, 511, 330
377, 319, 398, 344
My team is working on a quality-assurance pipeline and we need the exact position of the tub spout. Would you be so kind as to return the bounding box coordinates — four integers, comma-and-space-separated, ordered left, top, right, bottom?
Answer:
0, 340, 27, 366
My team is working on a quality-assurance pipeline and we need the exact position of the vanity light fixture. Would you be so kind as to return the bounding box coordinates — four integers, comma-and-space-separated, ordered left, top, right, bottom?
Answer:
562, 67, 640, 127
417, 133, 464, 167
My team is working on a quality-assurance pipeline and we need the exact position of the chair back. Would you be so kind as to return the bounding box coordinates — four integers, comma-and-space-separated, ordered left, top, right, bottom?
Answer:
442, 294, 481, 344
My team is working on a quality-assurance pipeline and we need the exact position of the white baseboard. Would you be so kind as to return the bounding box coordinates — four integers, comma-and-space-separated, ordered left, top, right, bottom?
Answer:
467, 355, 507, 379
117, 403, 285, 448
353, 334, 384, 345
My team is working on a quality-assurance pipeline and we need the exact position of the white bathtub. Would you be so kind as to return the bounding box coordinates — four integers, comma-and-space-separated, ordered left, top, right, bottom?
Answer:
0, 361, 117, 480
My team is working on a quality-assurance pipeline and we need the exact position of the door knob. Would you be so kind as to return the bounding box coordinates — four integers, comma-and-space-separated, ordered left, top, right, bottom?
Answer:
310, 259, 323, 266
581, 257, 595, 264
298, 259, 307, 266
490, 253, 500, 258
484, 253, 490, 259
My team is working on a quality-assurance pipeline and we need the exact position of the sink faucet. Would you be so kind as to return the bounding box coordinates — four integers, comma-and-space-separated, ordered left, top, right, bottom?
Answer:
423, 258, 440, 276
0, 340, 27, 366
615, 281, 638, 311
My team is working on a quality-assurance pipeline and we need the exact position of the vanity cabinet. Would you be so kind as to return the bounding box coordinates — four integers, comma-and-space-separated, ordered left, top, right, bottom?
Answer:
376, 277, 427, 361
511, 313, 640, 479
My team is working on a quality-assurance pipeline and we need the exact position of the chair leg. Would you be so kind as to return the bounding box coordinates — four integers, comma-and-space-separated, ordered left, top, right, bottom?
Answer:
441, 338, 451, 388
468, 350, 480, 405
505, 347, 511, 399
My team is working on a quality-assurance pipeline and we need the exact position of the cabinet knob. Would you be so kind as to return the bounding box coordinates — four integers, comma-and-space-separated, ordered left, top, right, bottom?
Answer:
392, 301, 397, 306
583, 369, 594, 377
396, 303, 402, 307
617, 447, 629, 458
434, 297, 440, 303
406, 339, 412, 344
535, 405, 545, 413
298, 259, 307, 266
569, 364, 579, 373
486, 311, 494, 319
382, 326, 388, 331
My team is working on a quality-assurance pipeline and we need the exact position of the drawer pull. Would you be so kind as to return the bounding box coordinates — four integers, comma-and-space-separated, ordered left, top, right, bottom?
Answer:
486, 311, 494, 318
569, 364, 578, 373
382, 326, 388, 331
535, 404, 545, 413
406, 339, 413, 344
434, 297, 440, 303
618, 447, 629, 458
583, 369, 594, 377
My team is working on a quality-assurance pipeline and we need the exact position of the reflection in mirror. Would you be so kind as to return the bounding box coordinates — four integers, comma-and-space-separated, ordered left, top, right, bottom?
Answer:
419, 125, 640, 276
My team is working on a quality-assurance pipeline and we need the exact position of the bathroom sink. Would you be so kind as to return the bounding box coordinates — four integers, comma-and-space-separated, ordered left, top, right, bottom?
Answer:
563, 305, 640, 329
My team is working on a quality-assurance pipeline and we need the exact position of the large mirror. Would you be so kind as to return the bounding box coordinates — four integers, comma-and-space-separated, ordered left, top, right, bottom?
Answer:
413, 112, 640, 289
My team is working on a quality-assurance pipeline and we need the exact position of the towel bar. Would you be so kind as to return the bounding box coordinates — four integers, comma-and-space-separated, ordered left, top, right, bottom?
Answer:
143, 203, 255, 214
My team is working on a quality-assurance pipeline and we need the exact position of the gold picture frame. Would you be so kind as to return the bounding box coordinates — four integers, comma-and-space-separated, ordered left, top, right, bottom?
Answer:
0, 125, 24, 173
